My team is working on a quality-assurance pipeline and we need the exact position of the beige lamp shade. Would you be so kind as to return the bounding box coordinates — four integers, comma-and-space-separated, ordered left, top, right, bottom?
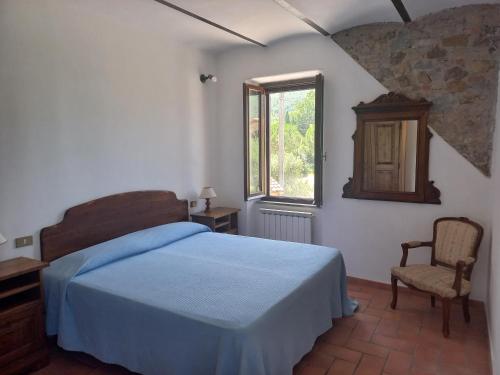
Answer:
0, 233, 6, 246
199, 187, 216, 199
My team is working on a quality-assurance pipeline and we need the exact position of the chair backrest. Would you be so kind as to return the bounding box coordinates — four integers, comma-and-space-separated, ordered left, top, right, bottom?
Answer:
433, 217, 483, 269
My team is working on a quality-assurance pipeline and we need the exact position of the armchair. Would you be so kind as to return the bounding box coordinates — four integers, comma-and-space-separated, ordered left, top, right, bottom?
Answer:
390, 217, 483, 337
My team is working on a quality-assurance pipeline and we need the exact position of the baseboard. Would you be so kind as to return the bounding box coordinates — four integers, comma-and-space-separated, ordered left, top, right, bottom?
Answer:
485, 303, 497, 375
347, 276, 485, 309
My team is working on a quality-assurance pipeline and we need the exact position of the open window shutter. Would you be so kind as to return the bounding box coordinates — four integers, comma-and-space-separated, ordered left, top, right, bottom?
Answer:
243, 83, 266, 200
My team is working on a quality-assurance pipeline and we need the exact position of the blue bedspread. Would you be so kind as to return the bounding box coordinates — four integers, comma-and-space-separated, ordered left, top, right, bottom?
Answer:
44, 222, 356, 375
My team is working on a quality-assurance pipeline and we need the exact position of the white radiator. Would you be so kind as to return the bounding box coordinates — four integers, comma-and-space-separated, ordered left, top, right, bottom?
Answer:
259, 208, 313, 244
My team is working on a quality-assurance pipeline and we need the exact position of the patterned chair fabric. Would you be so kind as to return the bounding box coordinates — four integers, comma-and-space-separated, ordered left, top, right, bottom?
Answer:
391, 265, 471, 298
435, 220, 479, 266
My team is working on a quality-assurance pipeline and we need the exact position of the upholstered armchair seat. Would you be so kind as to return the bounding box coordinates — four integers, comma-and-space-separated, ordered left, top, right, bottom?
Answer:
391, 264, 471, 298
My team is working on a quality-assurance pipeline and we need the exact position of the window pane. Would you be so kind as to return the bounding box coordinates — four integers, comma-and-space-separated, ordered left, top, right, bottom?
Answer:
269, 89, 315, 199
248, 89, 262, 195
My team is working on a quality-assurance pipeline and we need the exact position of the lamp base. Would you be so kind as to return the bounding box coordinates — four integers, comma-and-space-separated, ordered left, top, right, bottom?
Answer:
204, 198, 211, 212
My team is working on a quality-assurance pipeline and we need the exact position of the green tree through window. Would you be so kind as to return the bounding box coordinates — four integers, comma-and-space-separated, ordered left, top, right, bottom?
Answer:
269, 89, 315, 199
248, 90, 261, 194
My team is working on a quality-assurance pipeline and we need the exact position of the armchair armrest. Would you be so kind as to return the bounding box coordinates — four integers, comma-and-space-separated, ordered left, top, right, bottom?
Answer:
452, 257, 476, 296
400, 241, 432, 267
402, 241, 433, 249
452, 260, 466, 296
462, 257, 476, 266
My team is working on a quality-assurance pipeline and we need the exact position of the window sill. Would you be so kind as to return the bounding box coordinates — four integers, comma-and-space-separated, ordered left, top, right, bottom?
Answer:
256, 199, 319, 208
246, 194, 266, 202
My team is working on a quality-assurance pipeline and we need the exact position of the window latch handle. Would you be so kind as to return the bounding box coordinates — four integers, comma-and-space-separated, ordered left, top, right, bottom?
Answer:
322, 152, 327, 162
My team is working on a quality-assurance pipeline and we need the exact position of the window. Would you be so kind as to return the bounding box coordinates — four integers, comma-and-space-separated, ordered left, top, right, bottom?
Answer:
243, 74, 324, 206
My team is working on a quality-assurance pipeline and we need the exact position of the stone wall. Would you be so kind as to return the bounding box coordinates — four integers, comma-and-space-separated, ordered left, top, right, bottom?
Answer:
332, 4, 500, 176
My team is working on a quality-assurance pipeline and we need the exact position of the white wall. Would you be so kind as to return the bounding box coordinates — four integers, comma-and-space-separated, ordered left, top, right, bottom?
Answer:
488, 77, 500, 374
214, 35, 493, 301
0, 1, 218, 260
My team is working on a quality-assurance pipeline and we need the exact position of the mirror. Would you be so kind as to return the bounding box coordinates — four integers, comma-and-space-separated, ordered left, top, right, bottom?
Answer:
343, 92, 441, 204
362, 120, 418, 193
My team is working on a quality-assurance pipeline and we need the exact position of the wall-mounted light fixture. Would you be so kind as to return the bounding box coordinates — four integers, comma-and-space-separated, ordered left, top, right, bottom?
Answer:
200, 74, 217, 83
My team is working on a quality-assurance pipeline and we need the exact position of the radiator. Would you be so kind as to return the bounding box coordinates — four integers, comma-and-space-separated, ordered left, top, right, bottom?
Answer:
259, 208, 313, 244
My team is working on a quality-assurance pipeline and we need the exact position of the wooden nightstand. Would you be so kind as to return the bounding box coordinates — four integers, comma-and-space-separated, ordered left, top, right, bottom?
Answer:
191, 207, 240, 234
0, 257, 49, 374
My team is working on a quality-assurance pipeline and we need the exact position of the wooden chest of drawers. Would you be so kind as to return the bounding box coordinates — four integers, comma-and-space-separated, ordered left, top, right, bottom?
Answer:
0, 257, 49, 374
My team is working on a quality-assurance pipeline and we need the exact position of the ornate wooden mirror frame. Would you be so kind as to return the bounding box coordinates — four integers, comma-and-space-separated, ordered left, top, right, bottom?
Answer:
343, 92, 441, 204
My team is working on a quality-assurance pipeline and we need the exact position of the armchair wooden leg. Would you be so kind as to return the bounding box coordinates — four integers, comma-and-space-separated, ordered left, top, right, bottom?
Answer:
390, 275, 398, 310
462, 295, 471, 323
431, 296, 435, 307
442, 298, 451, 338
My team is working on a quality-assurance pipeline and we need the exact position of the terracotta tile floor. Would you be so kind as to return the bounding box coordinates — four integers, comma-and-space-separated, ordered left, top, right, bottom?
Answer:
294, 278, 491, 375
32, 279, 491, 375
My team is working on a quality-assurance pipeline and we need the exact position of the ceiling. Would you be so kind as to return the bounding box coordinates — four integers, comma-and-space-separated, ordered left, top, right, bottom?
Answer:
78, 0, 500, 52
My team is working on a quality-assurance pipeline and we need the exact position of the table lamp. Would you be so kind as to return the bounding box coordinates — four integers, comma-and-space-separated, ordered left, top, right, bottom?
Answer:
199, 187, 216, 212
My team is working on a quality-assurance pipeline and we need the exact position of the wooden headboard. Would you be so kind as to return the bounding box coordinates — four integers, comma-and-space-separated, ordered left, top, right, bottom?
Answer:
40, 191, 189, 262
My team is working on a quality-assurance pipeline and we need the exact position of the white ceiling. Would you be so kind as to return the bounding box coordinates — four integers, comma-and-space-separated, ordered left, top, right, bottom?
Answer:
74, 0, 500, 52
165, 0, 314, 45
67, 0, 247, 51
286, 0, 402, 34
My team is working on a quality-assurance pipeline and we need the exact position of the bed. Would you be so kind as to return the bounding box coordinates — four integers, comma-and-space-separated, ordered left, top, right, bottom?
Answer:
41, 191, 356, 375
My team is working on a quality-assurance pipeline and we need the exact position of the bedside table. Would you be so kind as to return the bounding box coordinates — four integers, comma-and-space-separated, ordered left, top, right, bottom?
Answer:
191, 207, 240, 234
0, 257, 49, 374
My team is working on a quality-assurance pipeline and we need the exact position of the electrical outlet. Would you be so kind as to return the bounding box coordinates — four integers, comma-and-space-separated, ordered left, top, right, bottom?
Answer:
15, 235, 33, 248
190, 201, 197, 208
